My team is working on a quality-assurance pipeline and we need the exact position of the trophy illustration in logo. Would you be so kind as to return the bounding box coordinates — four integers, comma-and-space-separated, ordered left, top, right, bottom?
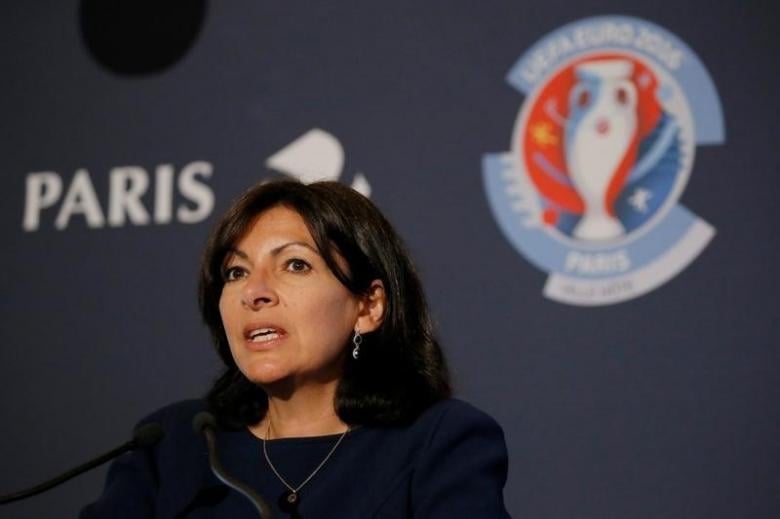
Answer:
565, 60, 637, 240
504, 53, 683, 244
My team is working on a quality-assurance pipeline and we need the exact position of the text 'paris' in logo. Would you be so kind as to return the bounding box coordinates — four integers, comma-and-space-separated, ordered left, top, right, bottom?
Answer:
482, 15, 725, 306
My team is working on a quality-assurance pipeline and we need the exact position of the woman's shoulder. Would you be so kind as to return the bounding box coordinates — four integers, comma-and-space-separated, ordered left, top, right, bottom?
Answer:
361, 398, 506, 458
140, 398, 207, 425
413, 398, 504, 436
135, 399, 210, 449
354, 398, 509, 517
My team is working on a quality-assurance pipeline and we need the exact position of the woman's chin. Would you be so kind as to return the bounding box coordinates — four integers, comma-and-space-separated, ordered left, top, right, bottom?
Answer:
239, 362, 289, 387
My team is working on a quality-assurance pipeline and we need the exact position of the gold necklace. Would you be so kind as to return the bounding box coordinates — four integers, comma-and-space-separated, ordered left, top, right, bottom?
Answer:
262, 419, 350, 513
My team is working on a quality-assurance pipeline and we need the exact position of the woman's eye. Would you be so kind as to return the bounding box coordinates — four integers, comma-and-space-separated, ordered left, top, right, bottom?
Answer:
285, 258, 311, 273
223, 266, 247, 281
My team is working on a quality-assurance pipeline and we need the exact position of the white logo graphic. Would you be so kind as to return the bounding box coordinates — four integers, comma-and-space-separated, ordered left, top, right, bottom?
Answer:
266, 128, 371, 197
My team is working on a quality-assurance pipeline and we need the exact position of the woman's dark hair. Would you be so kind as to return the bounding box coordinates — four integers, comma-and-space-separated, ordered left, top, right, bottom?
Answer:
199, 179, 451, 429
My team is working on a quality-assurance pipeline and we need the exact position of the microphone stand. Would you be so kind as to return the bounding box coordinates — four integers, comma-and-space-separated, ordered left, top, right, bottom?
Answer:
0, 423, 164, 505
194, 412, 273, 518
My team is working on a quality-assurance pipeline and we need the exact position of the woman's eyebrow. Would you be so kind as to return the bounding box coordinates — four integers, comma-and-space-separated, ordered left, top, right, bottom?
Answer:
227, 241, 318, 259
270, 241, 320, 256
226, 248, 248, 260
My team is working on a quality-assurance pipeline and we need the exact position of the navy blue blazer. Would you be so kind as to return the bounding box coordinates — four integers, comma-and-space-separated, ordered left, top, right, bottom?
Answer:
81, 399, 510, 518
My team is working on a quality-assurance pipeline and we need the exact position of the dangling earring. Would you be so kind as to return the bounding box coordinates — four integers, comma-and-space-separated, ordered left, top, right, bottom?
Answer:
352, 329, 362, 360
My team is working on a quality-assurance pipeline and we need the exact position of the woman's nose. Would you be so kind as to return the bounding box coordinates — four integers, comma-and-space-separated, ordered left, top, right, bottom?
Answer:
240, 273, 278, 309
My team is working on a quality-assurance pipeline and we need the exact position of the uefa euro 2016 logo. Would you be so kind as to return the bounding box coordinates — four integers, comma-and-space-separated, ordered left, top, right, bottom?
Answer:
483, 15, 725, 306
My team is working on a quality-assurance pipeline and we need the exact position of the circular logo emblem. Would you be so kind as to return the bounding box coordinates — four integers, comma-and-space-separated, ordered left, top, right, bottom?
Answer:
483, 15, 725, 305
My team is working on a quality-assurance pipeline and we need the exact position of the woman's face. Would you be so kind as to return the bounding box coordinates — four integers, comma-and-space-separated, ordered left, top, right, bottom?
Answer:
218, 205, 364, 391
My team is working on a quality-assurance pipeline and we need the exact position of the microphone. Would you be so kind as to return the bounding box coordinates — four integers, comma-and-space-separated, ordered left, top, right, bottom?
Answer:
0, 422, 164, 505
193, 411, 272, 518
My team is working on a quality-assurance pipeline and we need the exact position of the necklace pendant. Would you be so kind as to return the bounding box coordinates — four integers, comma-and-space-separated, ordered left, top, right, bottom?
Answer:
278, 490, 300, 512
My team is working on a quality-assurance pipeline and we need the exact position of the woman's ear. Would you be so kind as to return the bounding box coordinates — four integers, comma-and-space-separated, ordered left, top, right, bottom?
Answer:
355, 280, 386, 333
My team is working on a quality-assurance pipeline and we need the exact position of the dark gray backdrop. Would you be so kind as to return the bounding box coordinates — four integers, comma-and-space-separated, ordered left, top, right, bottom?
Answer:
2, 1, 779, 518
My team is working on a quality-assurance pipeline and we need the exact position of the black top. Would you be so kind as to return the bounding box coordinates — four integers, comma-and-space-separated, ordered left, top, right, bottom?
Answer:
81, 399, 511, 518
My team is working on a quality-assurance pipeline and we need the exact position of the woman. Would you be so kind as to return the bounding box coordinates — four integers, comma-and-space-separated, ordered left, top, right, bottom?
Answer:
82, 180, 510, 518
